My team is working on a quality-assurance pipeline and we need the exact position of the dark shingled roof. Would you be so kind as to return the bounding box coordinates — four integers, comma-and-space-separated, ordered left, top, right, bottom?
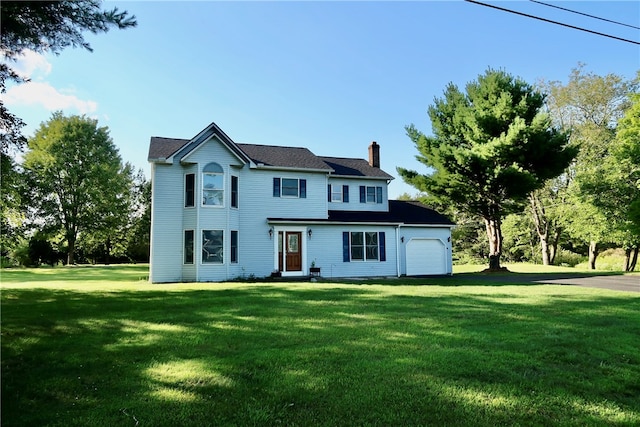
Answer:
320, 156, 393, 179
148, 137, 189, 160
237, 143, 333, 171
148, 136, 393, 178
268, 201, 454, 225
328, 200, 454, 225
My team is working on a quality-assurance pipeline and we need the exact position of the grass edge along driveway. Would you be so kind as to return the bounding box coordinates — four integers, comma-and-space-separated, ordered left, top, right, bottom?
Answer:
2, 265, 639, 426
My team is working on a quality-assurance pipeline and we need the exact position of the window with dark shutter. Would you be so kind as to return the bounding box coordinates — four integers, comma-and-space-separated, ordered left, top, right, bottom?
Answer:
343, 232, 350, 262
231, 230, 238, 263
343, 185, 349, 203
300, 179, 306, 198
185, 174, 195, 207
359, 186, 366, 203
376, 186, 383, 204
184, 230, 194, 264
231, 175, 238, 208
273, 178, 280, 197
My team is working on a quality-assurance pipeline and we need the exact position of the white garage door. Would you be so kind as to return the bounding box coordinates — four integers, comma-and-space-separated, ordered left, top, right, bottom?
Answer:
406, 239, 447, 276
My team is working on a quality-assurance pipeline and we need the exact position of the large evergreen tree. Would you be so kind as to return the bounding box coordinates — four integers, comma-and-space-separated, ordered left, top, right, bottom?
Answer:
23, 113, 133, 265
399, 69, 576, 270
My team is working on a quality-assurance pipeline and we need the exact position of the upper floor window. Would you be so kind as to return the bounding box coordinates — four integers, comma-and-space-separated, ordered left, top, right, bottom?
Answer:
273, 178, 306, 198
329, 184, 349, 203
359, 185, 383, 204
203, 163, 224, 206
185, 173, 195, 207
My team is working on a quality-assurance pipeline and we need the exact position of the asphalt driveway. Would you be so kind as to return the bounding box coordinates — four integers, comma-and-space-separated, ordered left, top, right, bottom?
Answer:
451, 272, 640, 293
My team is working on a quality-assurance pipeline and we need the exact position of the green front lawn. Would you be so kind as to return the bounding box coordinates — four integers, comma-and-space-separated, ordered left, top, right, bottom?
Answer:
2, 266, 639, 426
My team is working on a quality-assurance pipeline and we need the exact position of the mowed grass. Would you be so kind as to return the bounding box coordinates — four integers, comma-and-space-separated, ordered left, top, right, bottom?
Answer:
2, 266, 639, 426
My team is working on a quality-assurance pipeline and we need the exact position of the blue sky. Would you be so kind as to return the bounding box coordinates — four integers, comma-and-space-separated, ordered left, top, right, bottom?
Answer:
3, 0, 639, 198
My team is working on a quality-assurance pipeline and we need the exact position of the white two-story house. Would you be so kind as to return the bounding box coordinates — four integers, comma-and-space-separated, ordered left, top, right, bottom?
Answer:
147, 121, 454, 283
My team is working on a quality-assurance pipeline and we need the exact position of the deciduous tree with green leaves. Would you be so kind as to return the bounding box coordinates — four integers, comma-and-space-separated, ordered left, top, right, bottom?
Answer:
23, 113, 133, 265
399, 69, 576, 270
540, 66, 638, 269
580, 92, 640, 271
0, 0, 136, 154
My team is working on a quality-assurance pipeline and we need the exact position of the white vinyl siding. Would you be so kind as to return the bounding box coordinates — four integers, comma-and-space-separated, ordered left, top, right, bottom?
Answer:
328, 178, 388, 212
149, 163, 185, 283
304, 226, 396, 278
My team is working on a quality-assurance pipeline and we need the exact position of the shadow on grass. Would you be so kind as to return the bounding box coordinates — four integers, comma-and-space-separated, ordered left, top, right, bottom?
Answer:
2, 285, 639, 426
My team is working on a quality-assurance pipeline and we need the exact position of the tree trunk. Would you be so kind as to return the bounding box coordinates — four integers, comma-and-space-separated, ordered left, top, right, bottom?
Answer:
485, 217, 503, 270
529, 192, 552, 265
67, 235, 76, 265
588, 240, 598, 270
629, 246, 639, 272
105, 237, 111, 265
624, 248, 632, 272
549, 226, 561, 265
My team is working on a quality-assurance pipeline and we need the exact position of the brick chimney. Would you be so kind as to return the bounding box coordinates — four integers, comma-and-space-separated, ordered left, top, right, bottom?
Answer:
368, 141, 380, 168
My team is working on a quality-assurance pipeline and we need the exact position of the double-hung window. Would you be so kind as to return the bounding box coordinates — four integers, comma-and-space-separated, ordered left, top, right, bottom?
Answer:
343, 231, 386, 262
359, 185, 383, 204
203, 163, 224, 206
273, 178, 307, 198
202, 230, 223, 263
328, 184, 349, 203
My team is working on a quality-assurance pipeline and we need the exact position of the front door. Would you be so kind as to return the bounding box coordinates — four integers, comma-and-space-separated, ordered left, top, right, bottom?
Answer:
285, 232, 302, 271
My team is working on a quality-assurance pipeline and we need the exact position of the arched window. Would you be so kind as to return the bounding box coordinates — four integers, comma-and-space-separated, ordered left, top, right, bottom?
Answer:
202, 162, 224, 206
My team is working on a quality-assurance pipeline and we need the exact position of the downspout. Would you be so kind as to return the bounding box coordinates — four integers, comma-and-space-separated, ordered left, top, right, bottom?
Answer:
195, 165, 200, 282
225, 167, 230, 280
395, 225, 401, 277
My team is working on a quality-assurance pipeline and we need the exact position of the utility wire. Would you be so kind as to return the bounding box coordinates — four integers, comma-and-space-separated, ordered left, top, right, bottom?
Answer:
530, 0, 640, 30
464, 0, 640, 46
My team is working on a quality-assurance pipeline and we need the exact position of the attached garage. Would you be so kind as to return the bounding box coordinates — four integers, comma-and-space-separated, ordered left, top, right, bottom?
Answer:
406, 238, 447, 276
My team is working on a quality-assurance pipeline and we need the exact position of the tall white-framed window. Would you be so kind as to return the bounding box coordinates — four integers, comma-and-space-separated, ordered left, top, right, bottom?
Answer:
202, 230, 223, 263
203, 163, 224, 207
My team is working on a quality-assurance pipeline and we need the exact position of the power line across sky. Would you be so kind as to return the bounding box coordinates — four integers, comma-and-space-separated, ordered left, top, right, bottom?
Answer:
465, 0, 640, 45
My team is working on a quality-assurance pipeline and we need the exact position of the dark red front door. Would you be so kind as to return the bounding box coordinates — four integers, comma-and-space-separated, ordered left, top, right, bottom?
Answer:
285, 232, 302, 271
